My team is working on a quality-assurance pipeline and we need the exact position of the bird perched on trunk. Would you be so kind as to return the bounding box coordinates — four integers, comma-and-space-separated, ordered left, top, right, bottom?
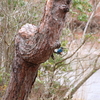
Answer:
54, 47, 64, 55
51, 47, 65, 60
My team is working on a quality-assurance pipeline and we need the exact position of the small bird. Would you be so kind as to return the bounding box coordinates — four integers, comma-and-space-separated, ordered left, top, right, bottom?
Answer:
54, 47, 64, 55
51, 47, 65, 60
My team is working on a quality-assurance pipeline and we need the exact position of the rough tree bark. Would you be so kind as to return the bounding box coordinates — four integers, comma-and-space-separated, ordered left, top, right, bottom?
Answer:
2, 0, 71, 100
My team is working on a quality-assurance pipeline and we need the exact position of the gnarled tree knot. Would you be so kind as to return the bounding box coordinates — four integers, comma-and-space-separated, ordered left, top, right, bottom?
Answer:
18, 23, 38, 39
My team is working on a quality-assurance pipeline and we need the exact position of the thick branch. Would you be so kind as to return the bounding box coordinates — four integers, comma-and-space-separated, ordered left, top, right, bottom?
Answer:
64, 55, 100, 100
64, 68, 98, 100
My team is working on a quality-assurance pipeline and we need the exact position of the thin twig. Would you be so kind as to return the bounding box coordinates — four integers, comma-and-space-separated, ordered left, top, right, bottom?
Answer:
82, 1, 100, 39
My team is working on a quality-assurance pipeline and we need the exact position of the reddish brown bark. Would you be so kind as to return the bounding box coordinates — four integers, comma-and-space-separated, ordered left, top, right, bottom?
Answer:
2, 56, 38, 100
3, 0, 71, 100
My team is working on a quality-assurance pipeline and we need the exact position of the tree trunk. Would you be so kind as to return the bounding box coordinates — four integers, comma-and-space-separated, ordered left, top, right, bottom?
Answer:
3, 0, 71, 100
2, 56, 39, 100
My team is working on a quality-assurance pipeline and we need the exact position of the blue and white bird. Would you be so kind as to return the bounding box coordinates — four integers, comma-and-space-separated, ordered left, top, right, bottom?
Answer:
51, 47, 65, 60
54, 47, 64, 55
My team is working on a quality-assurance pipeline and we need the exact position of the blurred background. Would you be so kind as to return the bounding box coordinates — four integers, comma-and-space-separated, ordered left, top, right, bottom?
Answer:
0, 0, 100, 100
